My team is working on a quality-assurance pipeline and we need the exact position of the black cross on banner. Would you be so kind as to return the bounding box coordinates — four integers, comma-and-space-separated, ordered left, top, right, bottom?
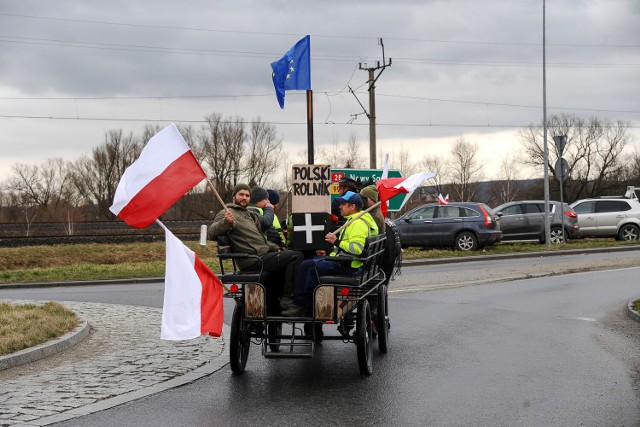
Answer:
290, 212, 333, 251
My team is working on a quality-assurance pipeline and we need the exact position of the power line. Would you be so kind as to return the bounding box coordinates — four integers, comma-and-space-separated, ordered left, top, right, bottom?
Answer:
0, 114, 637, 129
375, 93, 640, 114
1, 35, 637, 68
2, 91, 638, 115
2, 12, 639, 49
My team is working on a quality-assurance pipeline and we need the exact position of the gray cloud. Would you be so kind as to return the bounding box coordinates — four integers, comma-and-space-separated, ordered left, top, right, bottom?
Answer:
0, 0, 638, 180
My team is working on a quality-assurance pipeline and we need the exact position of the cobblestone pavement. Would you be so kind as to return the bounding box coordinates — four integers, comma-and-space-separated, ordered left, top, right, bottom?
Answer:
0, 301, 226, 426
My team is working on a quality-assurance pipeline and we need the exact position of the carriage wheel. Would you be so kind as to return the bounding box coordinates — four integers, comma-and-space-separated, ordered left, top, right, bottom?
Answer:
377, 284, 390, 354
356, 298, 373, 375
230, 301, 249, 373
267, 321, 282, 352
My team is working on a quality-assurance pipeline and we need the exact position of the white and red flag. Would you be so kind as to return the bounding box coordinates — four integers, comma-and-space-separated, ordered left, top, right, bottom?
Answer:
158, 221, 224, 340
109, 123, 206, 228
376, 171, 436, 217
438, 193, 449, 205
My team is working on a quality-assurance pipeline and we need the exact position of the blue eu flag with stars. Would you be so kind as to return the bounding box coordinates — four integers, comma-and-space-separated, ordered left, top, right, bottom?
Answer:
271, 35, 311, 109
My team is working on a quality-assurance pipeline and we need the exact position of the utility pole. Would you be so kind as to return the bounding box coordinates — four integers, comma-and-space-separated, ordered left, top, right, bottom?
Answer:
356, 38, 391, 169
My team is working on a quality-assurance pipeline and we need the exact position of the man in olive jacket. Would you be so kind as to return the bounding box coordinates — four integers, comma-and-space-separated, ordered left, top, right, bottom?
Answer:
208, 183, 302, 309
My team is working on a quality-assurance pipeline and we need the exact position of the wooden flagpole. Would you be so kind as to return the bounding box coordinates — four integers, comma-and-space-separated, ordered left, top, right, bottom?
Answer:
206, 179, 230, 213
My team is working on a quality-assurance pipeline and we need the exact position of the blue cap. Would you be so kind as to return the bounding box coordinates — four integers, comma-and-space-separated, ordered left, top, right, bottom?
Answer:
335, 190, 363, 208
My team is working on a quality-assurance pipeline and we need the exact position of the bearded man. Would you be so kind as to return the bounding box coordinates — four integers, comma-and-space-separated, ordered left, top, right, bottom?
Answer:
208, 183, 302, 309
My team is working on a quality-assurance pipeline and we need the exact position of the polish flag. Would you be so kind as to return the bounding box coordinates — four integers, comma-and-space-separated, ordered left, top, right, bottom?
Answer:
438, 193, 449, 205
159, 221, 224, 340
109, 123, 206, 228
376, 171, 436, 217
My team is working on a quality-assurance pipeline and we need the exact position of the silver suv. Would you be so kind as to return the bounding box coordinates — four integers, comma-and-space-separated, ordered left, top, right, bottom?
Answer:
570, 197, 640, 240
494, 200, 579, 244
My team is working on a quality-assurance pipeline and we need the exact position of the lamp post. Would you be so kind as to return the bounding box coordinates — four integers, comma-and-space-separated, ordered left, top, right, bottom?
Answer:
542, 0, 551, 248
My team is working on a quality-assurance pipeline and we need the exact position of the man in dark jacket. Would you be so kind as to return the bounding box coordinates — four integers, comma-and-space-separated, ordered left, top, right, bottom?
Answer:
208, 184, 302, 310
247, 186, 285, 248
331, 177, 361, 224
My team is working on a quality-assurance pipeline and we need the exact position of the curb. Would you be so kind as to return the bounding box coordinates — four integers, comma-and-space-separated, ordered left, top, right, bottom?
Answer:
627, 301, 640, 324
0, 316, 90, 371
23, 324, 230, 427
0, 277, 163, 290
401, 243, 640, 267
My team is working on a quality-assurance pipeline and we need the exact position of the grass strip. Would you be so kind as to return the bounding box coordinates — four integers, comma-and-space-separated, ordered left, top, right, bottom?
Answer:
0, 239, 639, 284
0, 302, 78, 356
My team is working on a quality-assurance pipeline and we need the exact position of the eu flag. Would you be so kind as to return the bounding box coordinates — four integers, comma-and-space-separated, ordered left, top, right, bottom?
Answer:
271, 35, 311, 109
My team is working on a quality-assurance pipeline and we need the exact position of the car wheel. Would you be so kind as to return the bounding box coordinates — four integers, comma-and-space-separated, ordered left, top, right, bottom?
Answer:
618, 224, 640, 241
549, 227, 564, 244
455, 231, 478, 251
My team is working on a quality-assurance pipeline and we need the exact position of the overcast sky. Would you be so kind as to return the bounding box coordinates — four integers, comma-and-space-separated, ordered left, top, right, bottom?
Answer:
1, 0, 638, 183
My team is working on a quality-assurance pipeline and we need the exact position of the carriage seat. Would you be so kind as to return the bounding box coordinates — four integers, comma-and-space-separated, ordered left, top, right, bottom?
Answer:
316, 233, 387, 288
215, 234, 272, 284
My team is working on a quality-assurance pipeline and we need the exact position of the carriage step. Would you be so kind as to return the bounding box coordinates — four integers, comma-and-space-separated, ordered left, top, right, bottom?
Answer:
263, 351, 313, 359
263, 339, 313, 358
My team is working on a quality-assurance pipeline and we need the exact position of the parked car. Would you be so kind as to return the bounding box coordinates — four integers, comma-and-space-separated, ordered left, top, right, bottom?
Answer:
493, 200, 579, 244
570, 197, 640, 240
393, 202, 502, 251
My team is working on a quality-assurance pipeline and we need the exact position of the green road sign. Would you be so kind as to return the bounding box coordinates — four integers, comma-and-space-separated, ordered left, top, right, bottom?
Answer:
330, 168, 405, 211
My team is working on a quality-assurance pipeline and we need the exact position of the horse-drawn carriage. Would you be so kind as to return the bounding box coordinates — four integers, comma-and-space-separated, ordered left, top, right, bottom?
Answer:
216, 219, 401, 376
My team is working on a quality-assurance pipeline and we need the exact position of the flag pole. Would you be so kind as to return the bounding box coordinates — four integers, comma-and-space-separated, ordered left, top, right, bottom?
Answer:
307, 90, 314, 164
330, 201, 382, 236
206, 179, 230, 213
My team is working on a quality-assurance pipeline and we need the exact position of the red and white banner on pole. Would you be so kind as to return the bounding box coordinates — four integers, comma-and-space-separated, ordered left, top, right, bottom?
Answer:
376, 171, 436, 217
438, 193, 449, 205
158, 221, 224, 340
109, 123, 206, 228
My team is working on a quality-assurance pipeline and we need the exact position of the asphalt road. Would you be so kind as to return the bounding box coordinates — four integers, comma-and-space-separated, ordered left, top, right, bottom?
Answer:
2, 252, 640, 426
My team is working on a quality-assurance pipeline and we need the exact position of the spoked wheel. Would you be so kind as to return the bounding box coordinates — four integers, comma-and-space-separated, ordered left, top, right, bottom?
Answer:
267, 321, 282, 352
229, 301, 250, 373
377, 284, 390, 354
356, 298, 373, 376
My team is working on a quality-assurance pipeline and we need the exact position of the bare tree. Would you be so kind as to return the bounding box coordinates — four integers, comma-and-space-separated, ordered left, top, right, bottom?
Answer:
195, 114, 246, 208
385, 143, 417, 176
490, 151, 523, 204
6, 158, 72, 220
449, 137, 483, 201
70, 129, 141, 219
520, 113, 631, 201
620, 146, 640, 185
345, 131, 366, 168
316, 135, 343, 167
244, 118, 283, 187
419, 154, 449, 196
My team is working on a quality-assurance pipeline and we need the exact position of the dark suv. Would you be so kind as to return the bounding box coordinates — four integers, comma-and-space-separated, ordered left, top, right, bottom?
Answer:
493, 200, 579, 244
393, 202, 502, 251
570, 197, 640, 240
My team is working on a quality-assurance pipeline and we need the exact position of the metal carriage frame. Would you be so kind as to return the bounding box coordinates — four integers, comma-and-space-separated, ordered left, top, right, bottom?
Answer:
217, 233, 390, 376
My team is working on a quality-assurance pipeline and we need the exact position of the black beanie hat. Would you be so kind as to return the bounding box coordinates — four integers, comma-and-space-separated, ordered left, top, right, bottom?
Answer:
250, 186, 269, 204
232, 183, 251, 196
267, 189, 280, 205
